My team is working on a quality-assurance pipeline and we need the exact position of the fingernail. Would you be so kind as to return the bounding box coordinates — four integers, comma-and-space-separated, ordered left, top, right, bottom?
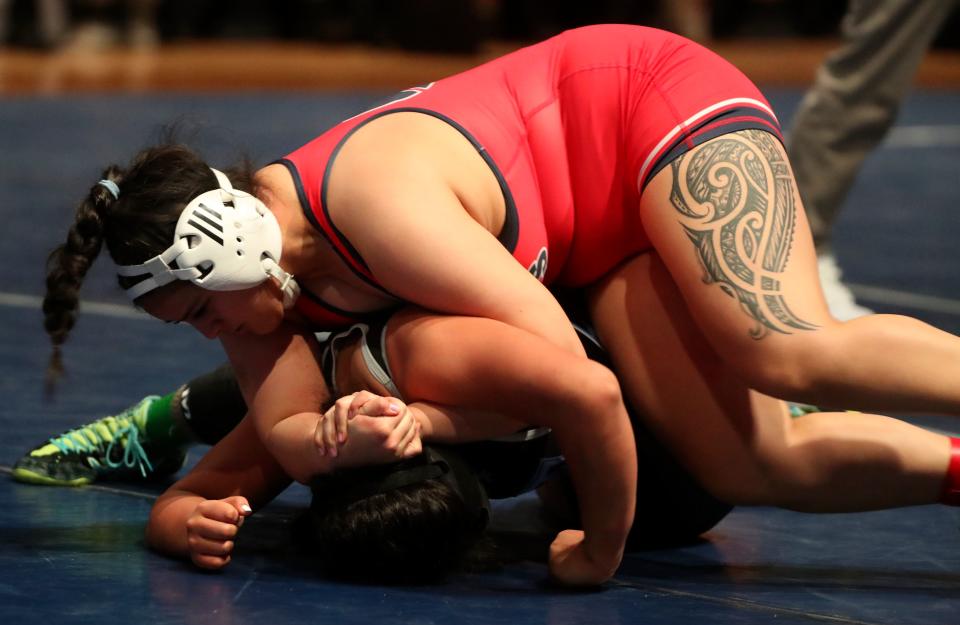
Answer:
387, 403, 400, 414
338, 432, 346, 443
318, 446, 325, 456
330, 447, 338, 458
240, 504, 252, 514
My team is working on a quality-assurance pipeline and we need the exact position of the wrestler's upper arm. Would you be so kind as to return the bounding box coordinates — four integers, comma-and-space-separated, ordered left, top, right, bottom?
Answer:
220, 324, 330, 441
329, 158, 584, 357
386, 311, 605, 433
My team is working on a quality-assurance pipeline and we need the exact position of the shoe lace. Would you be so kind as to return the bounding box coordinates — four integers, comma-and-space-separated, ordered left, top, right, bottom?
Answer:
47, 399, 156, 477
104, 423, 154, 478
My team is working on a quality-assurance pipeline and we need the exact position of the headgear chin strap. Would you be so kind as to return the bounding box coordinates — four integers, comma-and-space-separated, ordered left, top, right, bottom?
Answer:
116, 168, 300, 308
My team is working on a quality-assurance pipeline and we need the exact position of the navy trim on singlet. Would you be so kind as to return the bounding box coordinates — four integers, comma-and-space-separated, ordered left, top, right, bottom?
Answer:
643, 106, 783, 190
275, 157, 394, 300
278, 107, 521, 306
320, 107, 521, 260
390, 108, 521, 253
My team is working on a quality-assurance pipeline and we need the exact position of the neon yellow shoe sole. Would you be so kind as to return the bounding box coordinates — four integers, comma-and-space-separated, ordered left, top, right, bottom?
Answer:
11, 466, 92, 487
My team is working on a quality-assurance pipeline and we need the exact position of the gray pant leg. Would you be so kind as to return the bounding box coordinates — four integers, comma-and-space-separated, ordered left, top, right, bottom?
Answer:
786, 0, 957, 251
37, 0, 69, 46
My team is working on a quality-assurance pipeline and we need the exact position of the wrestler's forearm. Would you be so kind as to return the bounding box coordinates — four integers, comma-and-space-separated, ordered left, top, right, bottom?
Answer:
147, 413, 291, 558
269, 407, 429, 479
407, 402, 527, 443
421, 397, 636, 568
410, 367, 636, 569
265, 412, 334, 483
552, 400, 637, 570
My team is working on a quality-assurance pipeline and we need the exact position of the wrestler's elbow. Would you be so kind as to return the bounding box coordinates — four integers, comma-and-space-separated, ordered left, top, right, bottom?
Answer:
557, 360, 625, 427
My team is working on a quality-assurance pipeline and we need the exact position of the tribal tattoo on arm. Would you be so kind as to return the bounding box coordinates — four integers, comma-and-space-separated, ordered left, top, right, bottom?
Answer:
669, 129, 818, 339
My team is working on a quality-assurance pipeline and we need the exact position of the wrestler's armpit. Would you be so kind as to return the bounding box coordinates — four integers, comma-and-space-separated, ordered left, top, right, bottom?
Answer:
668, 129, 818, 339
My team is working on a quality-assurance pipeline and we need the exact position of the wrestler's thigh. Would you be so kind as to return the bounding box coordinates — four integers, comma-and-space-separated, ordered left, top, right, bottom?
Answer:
639, 129, 837, 378
586, 251, 792, 502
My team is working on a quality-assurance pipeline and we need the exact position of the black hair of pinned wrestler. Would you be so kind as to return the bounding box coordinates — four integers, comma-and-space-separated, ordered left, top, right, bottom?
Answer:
302, 445, 492, 583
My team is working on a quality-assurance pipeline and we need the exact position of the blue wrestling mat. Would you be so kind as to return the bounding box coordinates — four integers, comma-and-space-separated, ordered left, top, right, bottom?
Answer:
1, 88, 959, 625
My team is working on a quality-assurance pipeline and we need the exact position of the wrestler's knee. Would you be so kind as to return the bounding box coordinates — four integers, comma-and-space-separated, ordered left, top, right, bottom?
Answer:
695, 439, 815, 507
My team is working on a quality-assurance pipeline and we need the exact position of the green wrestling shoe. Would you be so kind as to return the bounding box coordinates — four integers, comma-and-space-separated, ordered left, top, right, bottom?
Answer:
12, 396, 187, 486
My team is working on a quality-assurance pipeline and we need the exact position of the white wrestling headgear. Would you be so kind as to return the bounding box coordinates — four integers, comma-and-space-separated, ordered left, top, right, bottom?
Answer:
116, 168, 300, 308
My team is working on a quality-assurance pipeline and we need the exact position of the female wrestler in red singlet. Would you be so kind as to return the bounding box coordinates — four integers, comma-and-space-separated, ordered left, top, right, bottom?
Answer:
43, 25, 960, 585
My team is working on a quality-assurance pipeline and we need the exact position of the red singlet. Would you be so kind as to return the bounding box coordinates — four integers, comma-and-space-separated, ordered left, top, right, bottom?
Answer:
281, 25, 782, 328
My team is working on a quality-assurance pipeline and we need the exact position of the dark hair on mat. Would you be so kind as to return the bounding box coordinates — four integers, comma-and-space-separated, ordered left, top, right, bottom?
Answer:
297, 447, 497, 584
42, 125, 256, 391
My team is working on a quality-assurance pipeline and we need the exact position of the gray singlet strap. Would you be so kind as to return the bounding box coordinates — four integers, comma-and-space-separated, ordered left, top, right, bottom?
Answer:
359, 321, 402, 399
321, 322, 403, 399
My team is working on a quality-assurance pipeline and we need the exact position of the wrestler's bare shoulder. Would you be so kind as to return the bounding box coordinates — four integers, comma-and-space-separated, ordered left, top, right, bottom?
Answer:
327, 112, 505, 234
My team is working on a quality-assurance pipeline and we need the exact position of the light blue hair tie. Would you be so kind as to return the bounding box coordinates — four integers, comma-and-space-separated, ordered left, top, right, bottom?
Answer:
98, 179, 120, 199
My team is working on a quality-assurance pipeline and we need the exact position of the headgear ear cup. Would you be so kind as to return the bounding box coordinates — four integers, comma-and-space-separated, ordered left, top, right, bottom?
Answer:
117, 168, 300, 307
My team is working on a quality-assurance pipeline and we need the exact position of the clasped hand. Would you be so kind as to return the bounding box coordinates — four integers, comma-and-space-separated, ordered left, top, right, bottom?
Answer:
314, 390, 422, 467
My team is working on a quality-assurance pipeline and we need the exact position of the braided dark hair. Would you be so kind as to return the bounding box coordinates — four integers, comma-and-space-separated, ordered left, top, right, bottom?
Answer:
42, 139, 255, 390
